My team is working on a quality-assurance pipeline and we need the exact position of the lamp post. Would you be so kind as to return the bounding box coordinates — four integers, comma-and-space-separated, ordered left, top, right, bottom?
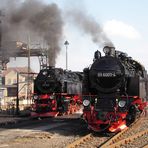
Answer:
27, 35, 31, 106
64, 40, 69, 70
16, 72, 19, 115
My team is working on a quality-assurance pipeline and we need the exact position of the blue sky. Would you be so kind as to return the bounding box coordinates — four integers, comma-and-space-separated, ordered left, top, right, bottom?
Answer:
8, 0, 148, 72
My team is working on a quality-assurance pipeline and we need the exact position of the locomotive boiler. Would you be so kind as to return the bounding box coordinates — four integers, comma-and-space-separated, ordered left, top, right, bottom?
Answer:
31, 66, 83, 117
82, 46, 147, 132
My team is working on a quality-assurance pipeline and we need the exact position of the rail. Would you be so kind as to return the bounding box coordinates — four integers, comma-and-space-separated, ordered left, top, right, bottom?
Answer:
66, 133, 92, 148
100, 117, 145, 148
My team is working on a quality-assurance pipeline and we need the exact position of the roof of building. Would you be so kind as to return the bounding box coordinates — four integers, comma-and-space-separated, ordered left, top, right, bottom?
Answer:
2, 67, 35, 77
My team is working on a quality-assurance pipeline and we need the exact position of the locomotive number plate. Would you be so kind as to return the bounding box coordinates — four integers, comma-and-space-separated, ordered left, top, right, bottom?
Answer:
97, 72, 116, 77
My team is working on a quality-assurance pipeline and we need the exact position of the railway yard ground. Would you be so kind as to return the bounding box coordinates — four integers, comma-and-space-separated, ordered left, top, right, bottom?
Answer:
0, 111, 147, 148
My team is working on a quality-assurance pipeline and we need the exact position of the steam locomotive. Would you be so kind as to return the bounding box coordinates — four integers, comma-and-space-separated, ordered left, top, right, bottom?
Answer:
82, 46, 148, 132
31, 66, 82, 117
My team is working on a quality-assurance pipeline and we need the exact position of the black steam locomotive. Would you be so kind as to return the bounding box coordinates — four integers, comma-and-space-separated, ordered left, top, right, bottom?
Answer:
82, 46, 148, 132
31, 66, 83, 117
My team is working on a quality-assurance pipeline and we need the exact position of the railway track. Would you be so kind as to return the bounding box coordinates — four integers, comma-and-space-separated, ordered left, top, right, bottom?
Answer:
67, 114, 148, 148
101, 117, 148, 148
67, 132, 111, 148
0, 112, 147, 148
102, 129, 148, 148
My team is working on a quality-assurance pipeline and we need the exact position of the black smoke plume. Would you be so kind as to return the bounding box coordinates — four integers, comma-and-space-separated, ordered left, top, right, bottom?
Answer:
66, 9, 113, 47
0, 0, 63, 66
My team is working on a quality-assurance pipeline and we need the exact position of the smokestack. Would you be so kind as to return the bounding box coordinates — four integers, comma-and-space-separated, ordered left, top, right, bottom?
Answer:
66, 9, 113, 47
0, 0, 63, 66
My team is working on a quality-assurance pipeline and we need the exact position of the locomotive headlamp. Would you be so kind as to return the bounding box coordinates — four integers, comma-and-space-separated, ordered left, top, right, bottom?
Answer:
118, 100, 126, 108
34, 95, 38, 100
103, 46, 115, 56
103, 46, 111, 54
83, 100, 90, 107
42, 71, 48, 75
50, 95, 55, 99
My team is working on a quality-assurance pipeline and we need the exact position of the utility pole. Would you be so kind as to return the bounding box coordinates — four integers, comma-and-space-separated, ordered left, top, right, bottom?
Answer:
0, 17, 2, 108
0, 10, 3, 97
64, 40, 69, 70
0, 20, 2, 88
27, 35, 31, 106
0, 11, 2, 87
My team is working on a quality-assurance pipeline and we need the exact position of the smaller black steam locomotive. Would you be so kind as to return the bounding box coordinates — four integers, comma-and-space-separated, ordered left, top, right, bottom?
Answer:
31, 66, 83, 117
82, 46, 148, 132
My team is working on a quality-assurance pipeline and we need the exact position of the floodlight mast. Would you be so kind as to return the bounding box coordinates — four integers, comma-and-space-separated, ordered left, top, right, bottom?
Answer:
64, 40, 69, 70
